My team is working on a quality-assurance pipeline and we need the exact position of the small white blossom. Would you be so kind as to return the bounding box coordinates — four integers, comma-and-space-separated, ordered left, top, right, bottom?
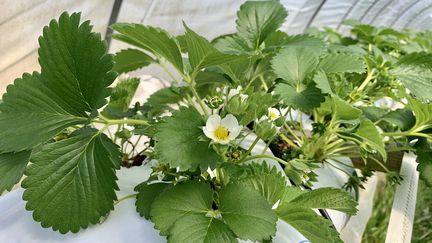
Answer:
203, 114, 242, 144
268, 107, 281, 121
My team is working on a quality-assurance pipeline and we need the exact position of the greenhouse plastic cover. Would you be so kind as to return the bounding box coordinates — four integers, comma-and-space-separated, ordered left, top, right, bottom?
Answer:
1, 0, 432, 93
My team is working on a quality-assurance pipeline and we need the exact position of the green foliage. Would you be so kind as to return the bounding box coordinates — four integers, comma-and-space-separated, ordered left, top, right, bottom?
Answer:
135, 182, 171, 219
0, 12, 115, 152
113, 48, 154, 73
112, 23, 184, 72
271, 47, 319, 85
415, 139, 432, 186
318, 53, 366, 74
102, 77, 140, 118
236, 0, 287, 50
155, 107, 221, 171
274, 83, 325, 112
22, 128, 121, 233
390, 52, 432, 100
0, 150, 31, 193
141, 86, 188, 116
219, 183, 277, 241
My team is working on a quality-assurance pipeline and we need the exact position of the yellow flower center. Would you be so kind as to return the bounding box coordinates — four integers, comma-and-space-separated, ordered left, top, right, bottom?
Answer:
269, 111, 278, 120
214, 126, 230, 140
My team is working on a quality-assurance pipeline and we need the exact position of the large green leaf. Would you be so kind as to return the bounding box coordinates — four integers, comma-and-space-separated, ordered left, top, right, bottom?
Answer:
112, 23, 184, 72
354, 119, 387, 160
102, 77, 140, 118
219, 183, 277, 241
155, 107, 221, 171
390, 52, 432, 100
168, 214, 237, 243
150, 181, 213, 235
318, 53, 366, 74
265, 33, 326, 54
274, 83, 325, 112
0, 150, 31, 193
313, 70, 333, 95
289, 188, 358, 215
407, 98, 432, 133
141, 86, 188, 116
135, 182, 171, 219
0, 12, 114, 152
21, 128, 121, 233
271, 47, 319, 85
276, 204, 342, 243
237, 162, 287, 205
183, 24, 245, 75
113, 48, 154, 73
236, 1, 288, 49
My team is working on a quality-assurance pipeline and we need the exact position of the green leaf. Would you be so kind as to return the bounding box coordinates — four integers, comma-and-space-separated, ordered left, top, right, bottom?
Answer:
390, 52, 432, 100
183, 24, 245, 74
236, 163, 287, 205
155, 107, 221, 171
381, 109, 415, 131
141, 86, 188, 117
332, 97, 362, 121
289, 188, 358, 215
236, 1, 288, 49
219, 183, 277, 241
0, 12, 114, 152
213, 34, 251, 54
415, 138, 432, 186
21, 128, 121, 233
276, 204, 342, 243
0, 150, 31, 193
313, 70, 333, 95
407, 98, 432, 133
271, 47, 319, 85
274, 83, 325, 112
112, 23, 184, 72
102, 77, 140, 118
265, 33, 326, 54
135, 182, 171, 219
168, 214, 237, 243
150, 181, 213, 235
113, 48, 153, 73
355, 119, 386, 160
318, 53, 366, 74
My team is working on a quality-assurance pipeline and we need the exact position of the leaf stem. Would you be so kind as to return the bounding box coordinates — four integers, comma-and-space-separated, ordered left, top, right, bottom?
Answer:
114, 193, 138, 206
239, 154, 289, 166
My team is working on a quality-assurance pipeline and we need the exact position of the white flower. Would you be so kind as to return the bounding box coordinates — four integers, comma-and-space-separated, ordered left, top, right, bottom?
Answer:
268, 107, 281, 121
203, 114, 242, 144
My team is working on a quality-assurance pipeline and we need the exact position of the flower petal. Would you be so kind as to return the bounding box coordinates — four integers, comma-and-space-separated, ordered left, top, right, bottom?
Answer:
221, 114, 239, 129
203, 127, 215, 140
229, 125, 242, 140
206, 114, 221, 131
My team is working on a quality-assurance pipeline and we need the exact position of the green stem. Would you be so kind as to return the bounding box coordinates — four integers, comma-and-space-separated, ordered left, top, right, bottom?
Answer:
114, 193, 138, 206
188, 82, 209, 116
279, 132, 299, 149
239, 154, 289, 165
241, 136, 260, 160
261, 139, 273, 155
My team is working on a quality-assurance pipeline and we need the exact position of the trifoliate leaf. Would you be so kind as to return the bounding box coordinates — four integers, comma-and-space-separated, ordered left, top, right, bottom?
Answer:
155, 107, 221, 171
0, 12, 115, 152
21, 128, 121, 233
112, 23, 184, 72
135, 182, 171, 219
102, 77, 140, 118
150, 181, 213, 235
274, 83, 325, 112
141, 86, 188, 116
313, 70, 334, 95
390, 52, 432, 100
219, 183, 277, 241
168, 214, 237, 243
271, 47, 319, 85
237, 163, 287, 205
113, 48, 154, 73
276, 204, 342, 243
289, 188, 358, 215
236, 0, 288, 50
318, 53, 366, 74
0, 150, 31, 193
